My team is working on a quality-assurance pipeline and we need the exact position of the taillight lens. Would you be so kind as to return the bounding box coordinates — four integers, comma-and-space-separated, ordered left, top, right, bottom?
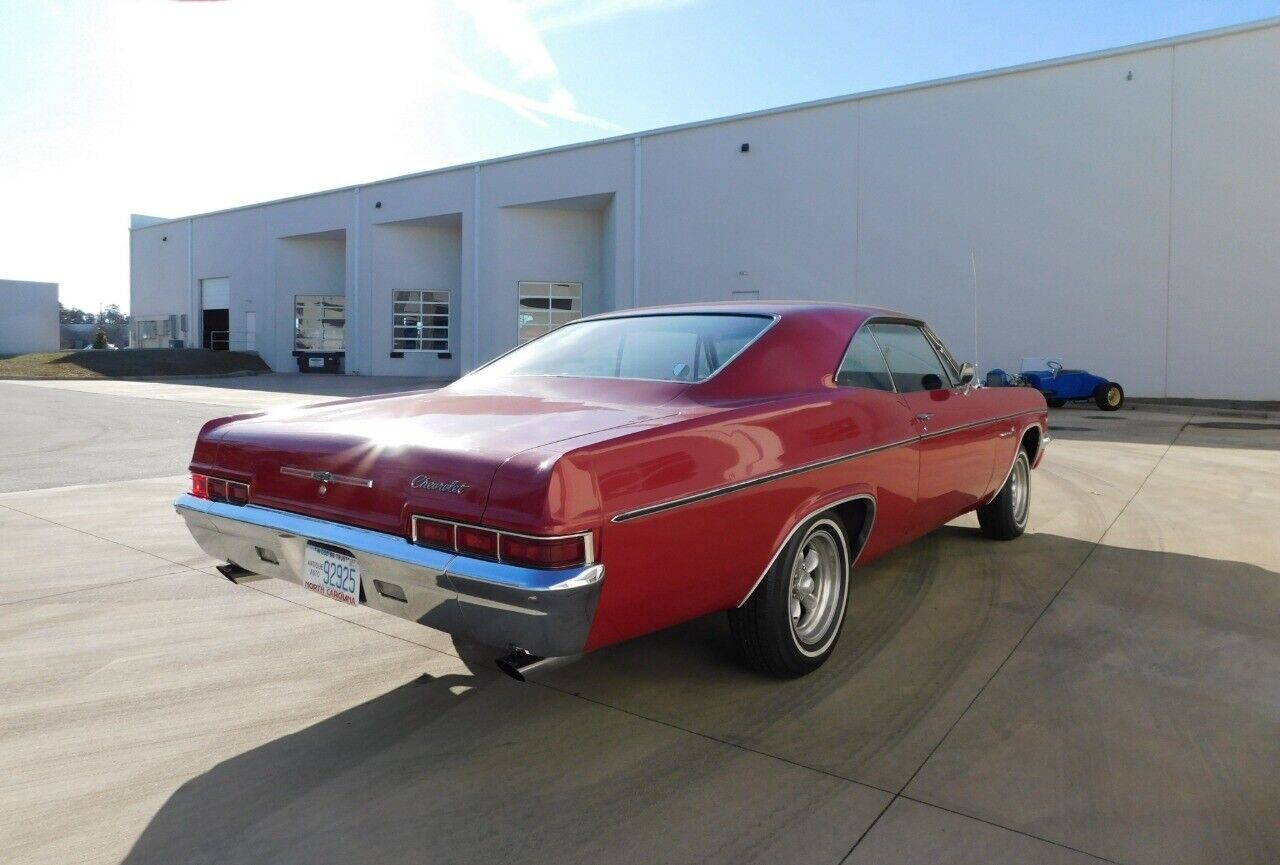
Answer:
409, 515, 591, 568
413, 518, 455, 551
456, 526, 499, 559
192, 473, 249, 505
500, 534, 587, 568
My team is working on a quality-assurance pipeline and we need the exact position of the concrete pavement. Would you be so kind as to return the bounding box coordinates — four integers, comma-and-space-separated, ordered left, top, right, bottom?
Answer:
0, 378, 1276, 864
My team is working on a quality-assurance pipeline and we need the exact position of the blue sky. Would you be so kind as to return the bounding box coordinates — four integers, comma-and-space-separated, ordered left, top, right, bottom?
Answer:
2, 0, 1278, 312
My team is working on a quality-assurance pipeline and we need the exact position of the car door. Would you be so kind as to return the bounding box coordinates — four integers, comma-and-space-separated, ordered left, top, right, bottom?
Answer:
867, 322, 997, 527
832, 326, 919, 546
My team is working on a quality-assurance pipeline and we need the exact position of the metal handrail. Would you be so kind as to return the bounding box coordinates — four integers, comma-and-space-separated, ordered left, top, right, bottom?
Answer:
206, 330, 258, 351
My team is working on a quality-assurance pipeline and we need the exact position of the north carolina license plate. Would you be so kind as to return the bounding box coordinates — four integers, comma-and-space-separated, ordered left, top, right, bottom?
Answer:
303, 544, 360, 606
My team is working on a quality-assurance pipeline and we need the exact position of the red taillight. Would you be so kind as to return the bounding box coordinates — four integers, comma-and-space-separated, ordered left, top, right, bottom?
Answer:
413, 518, 455, 551
456, 526, 499, 559
409, 515, 591, 568
193, 473, 249, 505
500, 534, 587, 568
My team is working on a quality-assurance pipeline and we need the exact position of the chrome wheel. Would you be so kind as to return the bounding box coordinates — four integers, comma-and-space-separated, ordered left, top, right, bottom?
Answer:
788, 523, 845, 652
1010, 452, 1030, 527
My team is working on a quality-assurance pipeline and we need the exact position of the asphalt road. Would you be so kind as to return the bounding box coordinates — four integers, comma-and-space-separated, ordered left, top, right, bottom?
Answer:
0, 376, 424, 492
1, 377, 1277, 865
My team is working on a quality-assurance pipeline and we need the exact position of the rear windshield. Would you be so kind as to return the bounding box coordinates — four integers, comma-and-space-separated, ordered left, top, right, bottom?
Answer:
472, 314, 773, 383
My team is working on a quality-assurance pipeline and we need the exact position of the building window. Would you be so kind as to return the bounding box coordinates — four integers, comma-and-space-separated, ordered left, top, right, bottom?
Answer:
518, 281, 581, 343
134, 317, 173, 349
295, 295, 346, 352
393, 290, 450, 351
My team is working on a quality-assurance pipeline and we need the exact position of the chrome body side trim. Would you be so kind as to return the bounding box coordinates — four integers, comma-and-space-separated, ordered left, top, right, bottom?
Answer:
611, 438, 914, 523
611, 407, 1047, 524
175, 494, 602, 657
917, 409, 1037, 441
735, 493, 876, 608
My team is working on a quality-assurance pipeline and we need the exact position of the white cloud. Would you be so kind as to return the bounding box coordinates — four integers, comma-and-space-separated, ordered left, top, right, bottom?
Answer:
529, 0, 700, 32
450, 0, 697, 128
433, 52, 622, 129
453, 0, 559, 80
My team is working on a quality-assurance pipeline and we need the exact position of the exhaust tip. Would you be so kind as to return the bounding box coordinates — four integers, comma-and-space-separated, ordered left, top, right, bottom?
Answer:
495, 650, 582, 682
495, 653, 534, 682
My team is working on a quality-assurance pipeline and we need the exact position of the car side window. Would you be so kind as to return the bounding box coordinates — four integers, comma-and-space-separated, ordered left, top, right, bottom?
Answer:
922, 326, 961, 385
835, 327, 894, 391
867, 323, 951, 393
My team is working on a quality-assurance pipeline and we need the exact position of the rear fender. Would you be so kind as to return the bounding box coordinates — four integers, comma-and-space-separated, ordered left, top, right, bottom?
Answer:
735, 486, 877, 607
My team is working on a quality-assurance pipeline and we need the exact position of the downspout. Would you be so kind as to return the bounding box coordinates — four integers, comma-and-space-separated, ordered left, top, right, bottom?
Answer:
632, 136, 641, 308
351, 186, 361, 375
187, 217, 194, 347
471, 164, 481, 371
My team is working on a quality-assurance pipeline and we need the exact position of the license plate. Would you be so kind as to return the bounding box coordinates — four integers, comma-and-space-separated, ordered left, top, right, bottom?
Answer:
303, 544, 360, 606
308, 356, 325, 368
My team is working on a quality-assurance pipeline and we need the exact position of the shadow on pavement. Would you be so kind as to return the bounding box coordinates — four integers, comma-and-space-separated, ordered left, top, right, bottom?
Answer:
119, 531, 1279, 865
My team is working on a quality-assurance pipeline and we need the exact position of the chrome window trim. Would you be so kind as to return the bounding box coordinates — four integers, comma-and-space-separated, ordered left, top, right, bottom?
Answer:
735, 493, 877, 608
411, 514, 596, 565
833, 321, 896, 393
865, 319, 956, 394
921, 323, 963, 386
464, 312, 782, 385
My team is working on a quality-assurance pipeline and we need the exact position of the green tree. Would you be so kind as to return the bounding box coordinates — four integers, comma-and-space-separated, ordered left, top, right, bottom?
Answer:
96, 304, 130, 347
58, 303, 95, 325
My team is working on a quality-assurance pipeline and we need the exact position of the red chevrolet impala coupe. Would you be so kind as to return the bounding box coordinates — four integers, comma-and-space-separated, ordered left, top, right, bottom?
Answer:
177, 303, 1048, 678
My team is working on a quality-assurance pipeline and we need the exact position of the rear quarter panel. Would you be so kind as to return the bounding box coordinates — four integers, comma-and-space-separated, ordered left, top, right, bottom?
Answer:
565, 388, 918, 651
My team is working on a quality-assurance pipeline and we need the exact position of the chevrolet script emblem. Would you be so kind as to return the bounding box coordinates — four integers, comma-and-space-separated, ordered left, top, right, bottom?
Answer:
410, 475, 470, 495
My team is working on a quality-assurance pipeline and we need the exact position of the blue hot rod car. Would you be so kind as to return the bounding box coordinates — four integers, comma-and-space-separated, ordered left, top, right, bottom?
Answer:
986, 358, 1124, 411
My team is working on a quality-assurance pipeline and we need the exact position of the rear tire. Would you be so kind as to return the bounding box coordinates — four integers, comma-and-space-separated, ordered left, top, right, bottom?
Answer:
977, 449, 1030, 540
1094, 382, 1124, 411
729, 514, 850, 678
1047, 398, 1066, 408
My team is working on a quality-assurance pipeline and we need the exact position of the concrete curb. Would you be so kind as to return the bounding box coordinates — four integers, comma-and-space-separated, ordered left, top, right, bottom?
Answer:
0, 370, 268, 382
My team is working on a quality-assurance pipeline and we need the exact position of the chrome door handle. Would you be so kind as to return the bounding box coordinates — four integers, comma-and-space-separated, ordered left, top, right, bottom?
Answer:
915, 413, 933, 422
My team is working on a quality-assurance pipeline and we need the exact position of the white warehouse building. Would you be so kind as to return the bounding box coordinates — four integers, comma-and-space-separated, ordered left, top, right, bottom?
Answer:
130, 19, 1280, 399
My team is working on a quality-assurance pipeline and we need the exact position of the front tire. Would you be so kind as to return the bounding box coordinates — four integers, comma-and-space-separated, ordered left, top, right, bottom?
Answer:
729, 514, 850, 678
1094, 382, 1124, 411
978, 449, 1030, 540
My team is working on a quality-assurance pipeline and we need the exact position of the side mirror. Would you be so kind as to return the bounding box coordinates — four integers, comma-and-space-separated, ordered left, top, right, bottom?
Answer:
959, 362, 977, 385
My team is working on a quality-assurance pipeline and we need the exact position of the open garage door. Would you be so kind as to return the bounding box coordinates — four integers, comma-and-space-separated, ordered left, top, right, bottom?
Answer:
200, 277, 230, 350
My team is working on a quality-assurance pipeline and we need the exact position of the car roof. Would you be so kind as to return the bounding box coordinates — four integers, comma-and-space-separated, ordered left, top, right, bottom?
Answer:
580, 300, 919, 325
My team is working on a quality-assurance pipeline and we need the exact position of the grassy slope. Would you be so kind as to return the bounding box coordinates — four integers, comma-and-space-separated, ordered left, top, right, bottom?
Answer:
0, 349, 271, 379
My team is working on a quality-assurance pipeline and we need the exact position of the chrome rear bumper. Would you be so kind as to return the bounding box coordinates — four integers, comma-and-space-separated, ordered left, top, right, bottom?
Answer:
174, 494, 603, 657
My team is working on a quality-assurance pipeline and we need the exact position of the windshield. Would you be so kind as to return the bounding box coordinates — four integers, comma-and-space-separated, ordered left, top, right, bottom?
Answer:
472, 313, 773, 383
